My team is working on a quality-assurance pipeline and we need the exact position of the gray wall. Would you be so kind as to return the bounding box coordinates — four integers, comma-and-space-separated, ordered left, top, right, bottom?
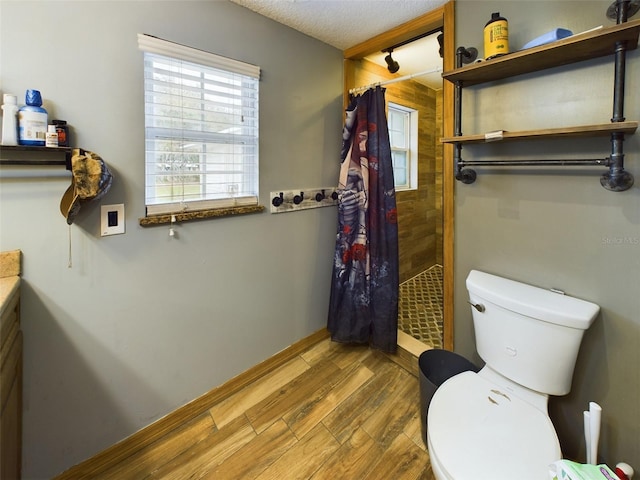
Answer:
455, 0, 639, 468
0, 1, 343, 478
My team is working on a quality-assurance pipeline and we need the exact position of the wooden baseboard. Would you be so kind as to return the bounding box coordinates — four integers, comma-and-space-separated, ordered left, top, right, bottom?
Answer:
55, 328, 331, 479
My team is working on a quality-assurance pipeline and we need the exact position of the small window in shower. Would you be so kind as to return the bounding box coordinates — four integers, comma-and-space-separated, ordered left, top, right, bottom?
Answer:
388, 102, 418, 191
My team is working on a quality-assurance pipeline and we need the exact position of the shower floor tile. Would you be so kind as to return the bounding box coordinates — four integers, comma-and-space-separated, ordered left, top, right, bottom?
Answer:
399, 264, 443, 349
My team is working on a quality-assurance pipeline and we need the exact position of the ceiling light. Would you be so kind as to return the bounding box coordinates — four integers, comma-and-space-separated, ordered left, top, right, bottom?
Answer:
384, 50, 400, 74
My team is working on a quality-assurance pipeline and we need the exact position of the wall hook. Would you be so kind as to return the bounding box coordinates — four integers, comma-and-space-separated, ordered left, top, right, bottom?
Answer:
272, 192, 284, 207
269, 187, 338, 214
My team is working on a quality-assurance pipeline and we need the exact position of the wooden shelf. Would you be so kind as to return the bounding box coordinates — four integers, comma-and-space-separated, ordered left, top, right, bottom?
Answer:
0, 145, 73, 168
441, 121, 638, 144
443, 19, 640, 86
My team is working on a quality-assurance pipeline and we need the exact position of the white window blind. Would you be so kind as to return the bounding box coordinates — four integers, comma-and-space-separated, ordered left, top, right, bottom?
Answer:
138, 34, 260, 216
388, 103, 418, 191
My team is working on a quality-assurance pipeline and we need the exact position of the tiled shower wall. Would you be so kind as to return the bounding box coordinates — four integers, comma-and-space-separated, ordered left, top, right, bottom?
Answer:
351, 59, 443, 283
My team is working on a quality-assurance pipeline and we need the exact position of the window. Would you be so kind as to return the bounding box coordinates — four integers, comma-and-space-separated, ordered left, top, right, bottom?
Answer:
388, 103, 418, 191
138, 34, 260, 216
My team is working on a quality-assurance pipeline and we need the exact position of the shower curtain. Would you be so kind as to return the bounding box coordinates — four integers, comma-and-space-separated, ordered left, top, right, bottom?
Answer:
327, 87, 399, 353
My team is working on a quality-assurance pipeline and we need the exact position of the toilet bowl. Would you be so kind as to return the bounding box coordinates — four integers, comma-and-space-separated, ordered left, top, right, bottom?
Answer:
427, 270, 599, 480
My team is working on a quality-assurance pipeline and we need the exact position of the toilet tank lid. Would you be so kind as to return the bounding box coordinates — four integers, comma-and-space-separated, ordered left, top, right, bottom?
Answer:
466, 270, 600, 330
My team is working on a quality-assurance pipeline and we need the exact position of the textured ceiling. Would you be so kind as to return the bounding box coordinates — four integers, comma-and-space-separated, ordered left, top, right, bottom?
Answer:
229, 0, 448, 50
229, 0, 447, 89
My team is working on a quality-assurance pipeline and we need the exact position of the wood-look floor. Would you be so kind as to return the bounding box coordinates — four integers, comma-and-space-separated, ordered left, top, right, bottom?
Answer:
92, 338, 435, 480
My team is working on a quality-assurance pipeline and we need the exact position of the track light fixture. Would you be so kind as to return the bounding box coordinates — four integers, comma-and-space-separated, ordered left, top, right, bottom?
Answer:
384, 49, 400, 74
437, 33, 444, 58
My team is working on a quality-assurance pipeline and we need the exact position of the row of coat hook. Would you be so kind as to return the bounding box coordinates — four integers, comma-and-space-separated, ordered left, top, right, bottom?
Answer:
272, 189, 338, 207
270, 187, 339, 214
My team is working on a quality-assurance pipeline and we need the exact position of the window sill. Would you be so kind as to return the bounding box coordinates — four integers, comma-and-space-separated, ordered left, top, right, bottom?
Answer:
139, 204, 265, 226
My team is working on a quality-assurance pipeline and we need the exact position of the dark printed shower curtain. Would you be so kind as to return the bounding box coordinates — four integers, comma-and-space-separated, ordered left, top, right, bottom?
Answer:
327, 87, 399, 353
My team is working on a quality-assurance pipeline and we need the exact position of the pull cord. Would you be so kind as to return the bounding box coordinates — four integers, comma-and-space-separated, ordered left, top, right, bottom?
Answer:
68, 224, 73, 268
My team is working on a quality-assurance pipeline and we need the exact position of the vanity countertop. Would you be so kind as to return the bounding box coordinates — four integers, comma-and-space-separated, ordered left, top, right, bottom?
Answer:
0, 250, 21, 315
0, 276, 20, 315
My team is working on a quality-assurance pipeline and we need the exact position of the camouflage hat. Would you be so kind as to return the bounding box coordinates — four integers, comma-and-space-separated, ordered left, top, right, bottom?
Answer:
60, 148, 113, 225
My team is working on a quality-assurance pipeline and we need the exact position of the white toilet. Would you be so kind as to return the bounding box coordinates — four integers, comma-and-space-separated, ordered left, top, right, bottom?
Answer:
427, 270, 600, 480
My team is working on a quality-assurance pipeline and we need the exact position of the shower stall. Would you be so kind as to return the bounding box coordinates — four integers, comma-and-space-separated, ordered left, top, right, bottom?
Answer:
349, 53, 445, 349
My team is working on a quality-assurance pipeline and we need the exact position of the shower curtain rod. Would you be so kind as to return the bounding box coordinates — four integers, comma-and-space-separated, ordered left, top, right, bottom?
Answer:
348, 66, 443, 94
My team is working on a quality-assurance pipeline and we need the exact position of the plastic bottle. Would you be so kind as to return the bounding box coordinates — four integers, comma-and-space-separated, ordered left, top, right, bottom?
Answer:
484, 12, 509, 60
46, 124, 59, 147
18, 89, 48, 146
1, 94, 19, 146
52, 119, 69, 146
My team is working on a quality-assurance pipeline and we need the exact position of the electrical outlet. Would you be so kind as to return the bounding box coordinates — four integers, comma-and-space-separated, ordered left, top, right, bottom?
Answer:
101, 204, 125, 236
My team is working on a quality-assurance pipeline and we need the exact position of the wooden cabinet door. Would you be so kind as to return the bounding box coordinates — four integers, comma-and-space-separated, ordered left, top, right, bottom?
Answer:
1, 329, 22, 479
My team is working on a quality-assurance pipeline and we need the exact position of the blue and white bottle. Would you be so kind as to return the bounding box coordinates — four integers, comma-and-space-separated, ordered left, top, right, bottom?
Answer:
18, 89, 48, 146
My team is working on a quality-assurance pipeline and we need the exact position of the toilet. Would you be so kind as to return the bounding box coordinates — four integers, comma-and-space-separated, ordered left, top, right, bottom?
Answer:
427, 270, 600, 480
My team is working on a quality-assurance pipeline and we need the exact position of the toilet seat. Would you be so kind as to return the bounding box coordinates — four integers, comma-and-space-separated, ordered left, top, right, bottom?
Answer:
427, 371, 561, 480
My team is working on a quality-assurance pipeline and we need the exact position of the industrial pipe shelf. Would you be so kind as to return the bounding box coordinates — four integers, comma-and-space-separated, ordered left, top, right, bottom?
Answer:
442, 18, 640, 86
445, 3, 639, 191
441, 122, 638, 144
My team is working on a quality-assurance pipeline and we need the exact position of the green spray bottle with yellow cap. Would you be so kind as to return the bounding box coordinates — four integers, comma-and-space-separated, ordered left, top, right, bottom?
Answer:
484, 12, 509, 60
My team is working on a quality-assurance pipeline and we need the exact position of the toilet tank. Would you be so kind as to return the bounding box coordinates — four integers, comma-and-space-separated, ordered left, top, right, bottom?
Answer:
466, 270, 600, 396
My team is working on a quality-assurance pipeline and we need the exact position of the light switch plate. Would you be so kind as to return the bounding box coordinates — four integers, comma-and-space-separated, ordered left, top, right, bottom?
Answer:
101, 204, 125, 236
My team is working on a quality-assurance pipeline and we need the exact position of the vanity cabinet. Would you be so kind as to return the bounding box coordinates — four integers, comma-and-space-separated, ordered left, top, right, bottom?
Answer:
441, 18, 640, 190
1, 284, 21, 479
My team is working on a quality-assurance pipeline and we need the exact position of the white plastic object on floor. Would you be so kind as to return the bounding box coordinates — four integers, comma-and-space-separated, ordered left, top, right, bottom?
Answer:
589, 402, 602, 465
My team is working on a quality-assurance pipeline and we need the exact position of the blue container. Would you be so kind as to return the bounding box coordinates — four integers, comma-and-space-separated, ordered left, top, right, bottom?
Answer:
18, 89, 48, 146
521, 28, 573, 50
